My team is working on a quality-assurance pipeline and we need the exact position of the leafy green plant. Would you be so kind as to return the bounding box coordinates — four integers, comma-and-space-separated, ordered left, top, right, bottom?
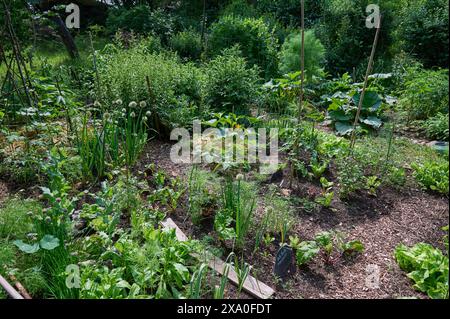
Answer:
189, 263, 208, 299
296, 241, 320, 266
315, 191, 334, 208
188, 167, 219, 224
279, 30, 325, 80
422, 113, 449, 141
232, 254, 251, 295
0, 198, 39, 240
395, 0, 449, 68
412, 161, 449, 195
326, 90, 385, 136
365, 176, 382, 197
208, 15, 278, 78
213, 258, 230, 299
395, 243, 449, 299
170, 29, 202, 61
13, 234, 60, 254
336, 157, 366, 199
339, 240, 365, 256
399, 67, 449, 122
204, 47, 260, 115
315, 232, 333, 263
106, 6, 175, 43
219, 176, 256, 248
289, 235, 301, 251
310, 159, 328, 179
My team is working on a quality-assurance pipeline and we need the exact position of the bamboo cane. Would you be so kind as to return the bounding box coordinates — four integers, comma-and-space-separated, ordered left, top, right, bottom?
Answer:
298, 0, 305, 123
349, 18, 382, 152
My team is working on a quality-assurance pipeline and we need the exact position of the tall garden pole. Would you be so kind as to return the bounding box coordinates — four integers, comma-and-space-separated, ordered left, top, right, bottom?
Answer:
200, 0, 207, 51
349, 17, 382, 151
298, 0, 305, 123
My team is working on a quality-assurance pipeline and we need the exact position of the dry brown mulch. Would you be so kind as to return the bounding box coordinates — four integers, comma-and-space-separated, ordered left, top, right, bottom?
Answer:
137, 139, 449, 300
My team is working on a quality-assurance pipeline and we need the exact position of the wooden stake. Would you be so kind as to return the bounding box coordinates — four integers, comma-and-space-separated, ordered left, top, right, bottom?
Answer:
298, 0, 305, 122
349, 18, 382, 151
200, 0, 207, 52
9, 275, 32, 299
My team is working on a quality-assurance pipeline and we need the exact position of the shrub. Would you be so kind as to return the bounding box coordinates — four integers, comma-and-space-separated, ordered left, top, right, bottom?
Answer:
169, 29, 202, 61
412, 160, 449, 195
423, 113, 449, 141
256, 0, 325, 26
400, 67, 449, 121
208, 16, 278, 79
98, 42, 204, 129
203, 47, 260, 115
106, 6, 175, 43
279, 30, 325, 80
221, 0, 259, 18
395, 0, 449, 68
315, 0, 394, 75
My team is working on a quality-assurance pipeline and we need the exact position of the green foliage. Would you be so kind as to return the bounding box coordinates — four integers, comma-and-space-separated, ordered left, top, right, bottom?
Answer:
422, 113, 449, 141
336, 157, 366, 199
221, 0, 259, 18
0, 198, 39, 240
296, 241, 320, 266
395, 243, 449, 299
98, 42, 203, 128
169, 29, 202, 61
208, 15, 278, 78
264, 189, 295, 244
106, 6, 175, 43
279, 31, 325, 80
216, 177, 256, 248
400, 67, 449, 121
188, 167, 220, 225
412, 160, 449, 195
315, 0, 394, 75
326, 89, 385, 136
204, 47, 260, 115
395, 0, 449, 68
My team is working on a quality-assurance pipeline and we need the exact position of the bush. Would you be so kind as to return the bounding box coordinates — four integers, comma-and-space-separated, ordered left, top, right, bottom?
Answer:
98, 42, 204, 129
256, 0, 325, 27
279, 30, 325, 80
106, 6, 175, 43
203, 47, 260, 115
395, 0, 449, 68
315, 0, 394, 75
423, 114, 449, 141
221, 0, 259, 18
400, 67, 449, 121
169, 29, 202, 61
208, 16, 278, 79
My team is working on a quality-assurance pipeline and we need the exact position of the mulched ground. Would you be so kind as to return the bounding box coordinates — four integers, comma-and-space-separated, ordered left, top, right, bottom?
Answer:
1, 138, 447, 299
138, 139, 449, 300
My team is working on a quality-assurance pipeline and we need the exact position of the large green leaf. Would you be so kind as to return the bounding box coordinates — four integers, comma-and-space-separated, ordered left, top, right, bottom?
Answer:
353, 91, 382, 112
361, 116, 383, 129
13, 240, 40, 254
329, 110, 352, 122
335, 122, 354, 136
39, 235, 60, 250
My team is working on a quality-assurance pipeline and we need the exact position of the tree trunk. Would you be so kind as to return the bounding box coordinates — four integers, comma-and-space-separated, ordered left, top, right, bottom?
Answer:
50, 14, 79, 59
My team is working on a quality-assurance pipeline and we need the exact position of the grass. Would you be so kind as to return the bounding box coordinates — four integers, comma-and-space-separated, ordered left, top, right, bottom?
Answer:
0, 35, 108, 79
0, 198, 41, 240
